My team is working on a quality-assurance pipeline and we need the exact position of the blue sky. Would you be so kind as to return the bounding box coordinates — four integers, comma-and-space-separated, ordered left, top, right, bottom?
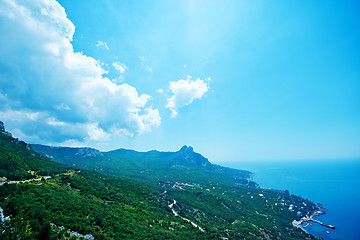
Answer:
0, 0, 359, 162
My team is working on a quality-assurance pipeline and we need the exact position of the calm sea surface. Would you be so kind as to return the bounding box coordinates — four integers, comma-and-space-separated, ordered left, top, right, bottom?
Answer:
224, 159, 360, 240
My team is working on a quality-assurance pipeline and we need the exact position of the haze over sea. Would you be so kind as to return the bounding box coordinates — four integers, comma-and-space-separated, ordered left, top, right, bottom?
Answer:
225, 159, 360, 240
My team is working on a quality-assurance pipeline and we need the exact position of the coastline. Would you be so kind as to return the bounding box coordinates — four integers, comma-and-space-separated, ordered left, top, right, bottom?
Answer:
292, 203, 335, 234
255, 185, 335, 237
225, 160, 360, 240
245, 172, 336, 238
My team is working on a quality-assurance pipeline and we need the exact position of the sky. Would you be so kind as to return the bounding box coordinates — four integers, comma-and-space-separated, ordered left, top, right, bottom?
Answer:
0, 0, 359, 162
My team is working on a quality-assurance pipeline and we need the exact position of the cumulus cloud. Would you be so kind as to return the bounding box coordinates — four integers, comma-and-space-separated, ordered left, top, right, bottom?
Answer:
96, 40, 109, 50
166, 76, 210, 118
0, 0, 161, 144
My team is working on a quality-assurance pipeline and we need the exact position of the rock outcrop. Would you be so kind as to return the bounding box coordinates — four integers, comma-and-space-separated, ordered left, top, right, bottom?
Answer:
173, 145, 213, 170
0, 121, 5, 132
75, 147, 103, 157
0, 121, 12, 137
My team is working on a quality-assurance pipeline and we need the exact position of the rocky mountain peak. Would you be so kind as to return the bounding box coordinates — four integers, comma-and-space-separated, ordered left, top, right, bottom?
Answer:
179, 145, 194, 152
175, 145, 212, 170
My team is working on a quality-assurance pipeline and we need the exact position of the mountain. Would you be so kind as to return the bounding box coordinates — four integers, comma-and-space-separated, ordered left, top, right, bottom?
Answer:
31, 144, 213, 170
1, 121, 318, 239
174, 145, 213, 169
31, 143, 252, 187
1, 122, 219, 239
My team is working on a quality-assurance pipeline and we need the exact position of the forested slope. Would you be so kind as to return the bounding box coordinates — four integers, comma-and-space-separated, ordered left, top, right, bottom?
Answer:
0, 131, 69, 180
1, 124, 318, 239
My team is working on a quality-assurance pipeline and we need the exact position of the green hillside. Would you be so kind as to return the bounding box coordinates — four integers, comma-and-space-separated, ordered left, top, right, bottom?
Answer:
0, 131, 69, 180
31, 144, 253, 188
1, 124, 318, 239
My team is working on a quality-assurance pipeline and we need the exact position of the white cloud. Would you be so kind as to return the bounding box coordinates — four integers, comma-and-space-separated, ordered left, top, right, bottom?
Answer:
0, 0, 161, 144
112, 61, 127, 74
111, 76, 124, 84
86, 123, 110, 141
166, 76, 210, 118
96, 40, 109, 50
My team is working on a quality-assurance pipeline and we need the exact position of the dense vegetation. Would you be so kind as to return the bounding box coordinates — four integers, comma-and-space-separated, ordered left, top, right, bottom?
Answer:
1, 126, 319, 239
1, 171, 208, 239
0, 132, 69, 180
31, 144, 253, 187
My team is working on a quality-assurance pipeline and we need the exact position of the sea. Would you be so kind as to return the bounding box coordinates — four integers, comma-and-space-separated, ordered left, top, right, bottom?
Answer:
224, 159, 360, 240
